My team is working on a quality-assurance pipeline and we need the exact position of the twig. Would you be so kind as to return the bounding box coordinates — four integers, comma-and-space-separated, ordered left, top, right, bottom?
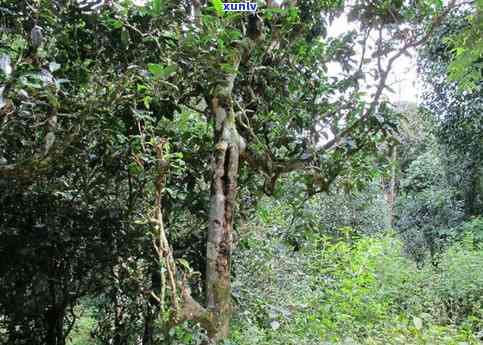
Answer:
153, 140, 180, 316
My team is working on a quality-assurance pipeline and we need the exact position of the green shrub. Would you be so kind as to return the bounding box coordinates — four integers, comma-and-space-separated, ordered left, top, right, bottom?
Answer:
457, 217, 483, 244
229, 227, 483, 345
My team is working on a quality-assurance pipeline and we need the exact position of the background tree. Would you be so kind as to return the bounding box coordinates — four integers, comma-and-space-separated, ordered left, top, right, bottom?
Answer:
418, 6, 483, 218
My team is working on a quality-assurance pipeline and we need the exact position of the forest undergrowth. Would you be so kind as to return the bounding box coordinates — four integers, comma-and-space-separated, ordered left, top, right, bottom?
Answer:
228, 226, 483, 345
68, 218, 483, 345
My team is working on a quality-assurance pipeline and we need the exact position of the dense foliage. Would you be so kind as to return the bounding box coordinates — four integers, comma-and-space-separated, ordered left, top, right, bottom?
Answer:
231, 222, 483, 345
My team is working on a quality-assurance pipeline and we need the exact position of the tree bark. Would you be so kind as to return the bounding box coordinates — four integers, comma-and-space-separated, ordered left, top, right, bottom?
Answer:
382, 146, 398, 228
205, 58, 241, 343
45, 305, 65, 345
464, 158, 482, 217
153, 59, 243, 344
142, 307, 156, 345
387, 146, 397, 228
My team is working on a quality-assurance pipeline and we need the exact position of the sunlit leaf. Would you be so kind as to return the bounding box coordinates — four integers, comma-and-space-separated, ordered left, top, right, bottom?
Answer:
148, 63, 164, 75
177, 258, 192, 271
211, 0, 223, 16
148, 63, 176, 78
110, 19, 124, 29
49, 62, 61, 73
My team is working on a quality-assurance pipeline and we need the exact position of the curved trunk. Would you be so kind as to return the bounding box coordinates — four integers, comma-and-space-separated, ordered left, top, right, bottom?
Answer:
205, 59, 241, 344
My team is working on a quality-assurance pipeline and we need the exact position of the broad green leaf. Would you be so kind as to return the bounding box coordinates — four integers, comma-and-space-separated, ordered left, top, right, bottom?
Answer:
227, 30, 242, 40
106, 19, 123, 29
147, 63, 176, 78
162, 64, 177, 77
148, 63, 164, 76
112, 20, 123, 29
211, 0, 223, 16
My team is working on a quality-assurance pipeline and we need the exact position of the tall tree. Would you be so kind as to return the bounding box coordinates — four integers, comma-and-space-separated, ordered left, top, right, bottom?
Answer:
418, 5, 483, 218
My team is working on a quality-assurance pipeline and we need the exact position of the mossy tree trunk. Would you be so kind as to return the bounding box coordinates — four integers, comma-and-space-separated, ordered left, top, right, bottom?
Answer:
205, 57, 242, 344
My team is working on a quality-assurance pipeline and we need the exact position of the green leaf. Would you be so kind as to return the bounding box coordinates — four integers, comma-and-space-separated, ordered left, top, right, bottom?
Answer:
137, 83, 147, 92
266, 7, 289, 15
147, 63, 164, 76
112, 20, 124, 29
121, 28, 130, 46
227, 30, 242, 40
106, 19, 123, 29
220, 63, 237, 74
147, 63, 176, 78
143, 96, 151, 109
162, 64, 177, 77
128, 162, 143, 175
49, 62, 61, 73
152, 0, 162, 15
454, 47, 465, 56
176, 258, 192, 272
211, 0, 223, 16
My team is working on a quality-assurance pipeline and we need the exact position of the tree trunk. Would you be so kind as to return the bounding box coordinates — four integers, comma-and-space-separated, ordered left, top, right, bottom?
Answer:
205, 58, 241, 344
388, 147, 397, 228
464, 158, 482, 217
382, 146, 398, 228
45, 305, 65, 345
142, 307, 155, 345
